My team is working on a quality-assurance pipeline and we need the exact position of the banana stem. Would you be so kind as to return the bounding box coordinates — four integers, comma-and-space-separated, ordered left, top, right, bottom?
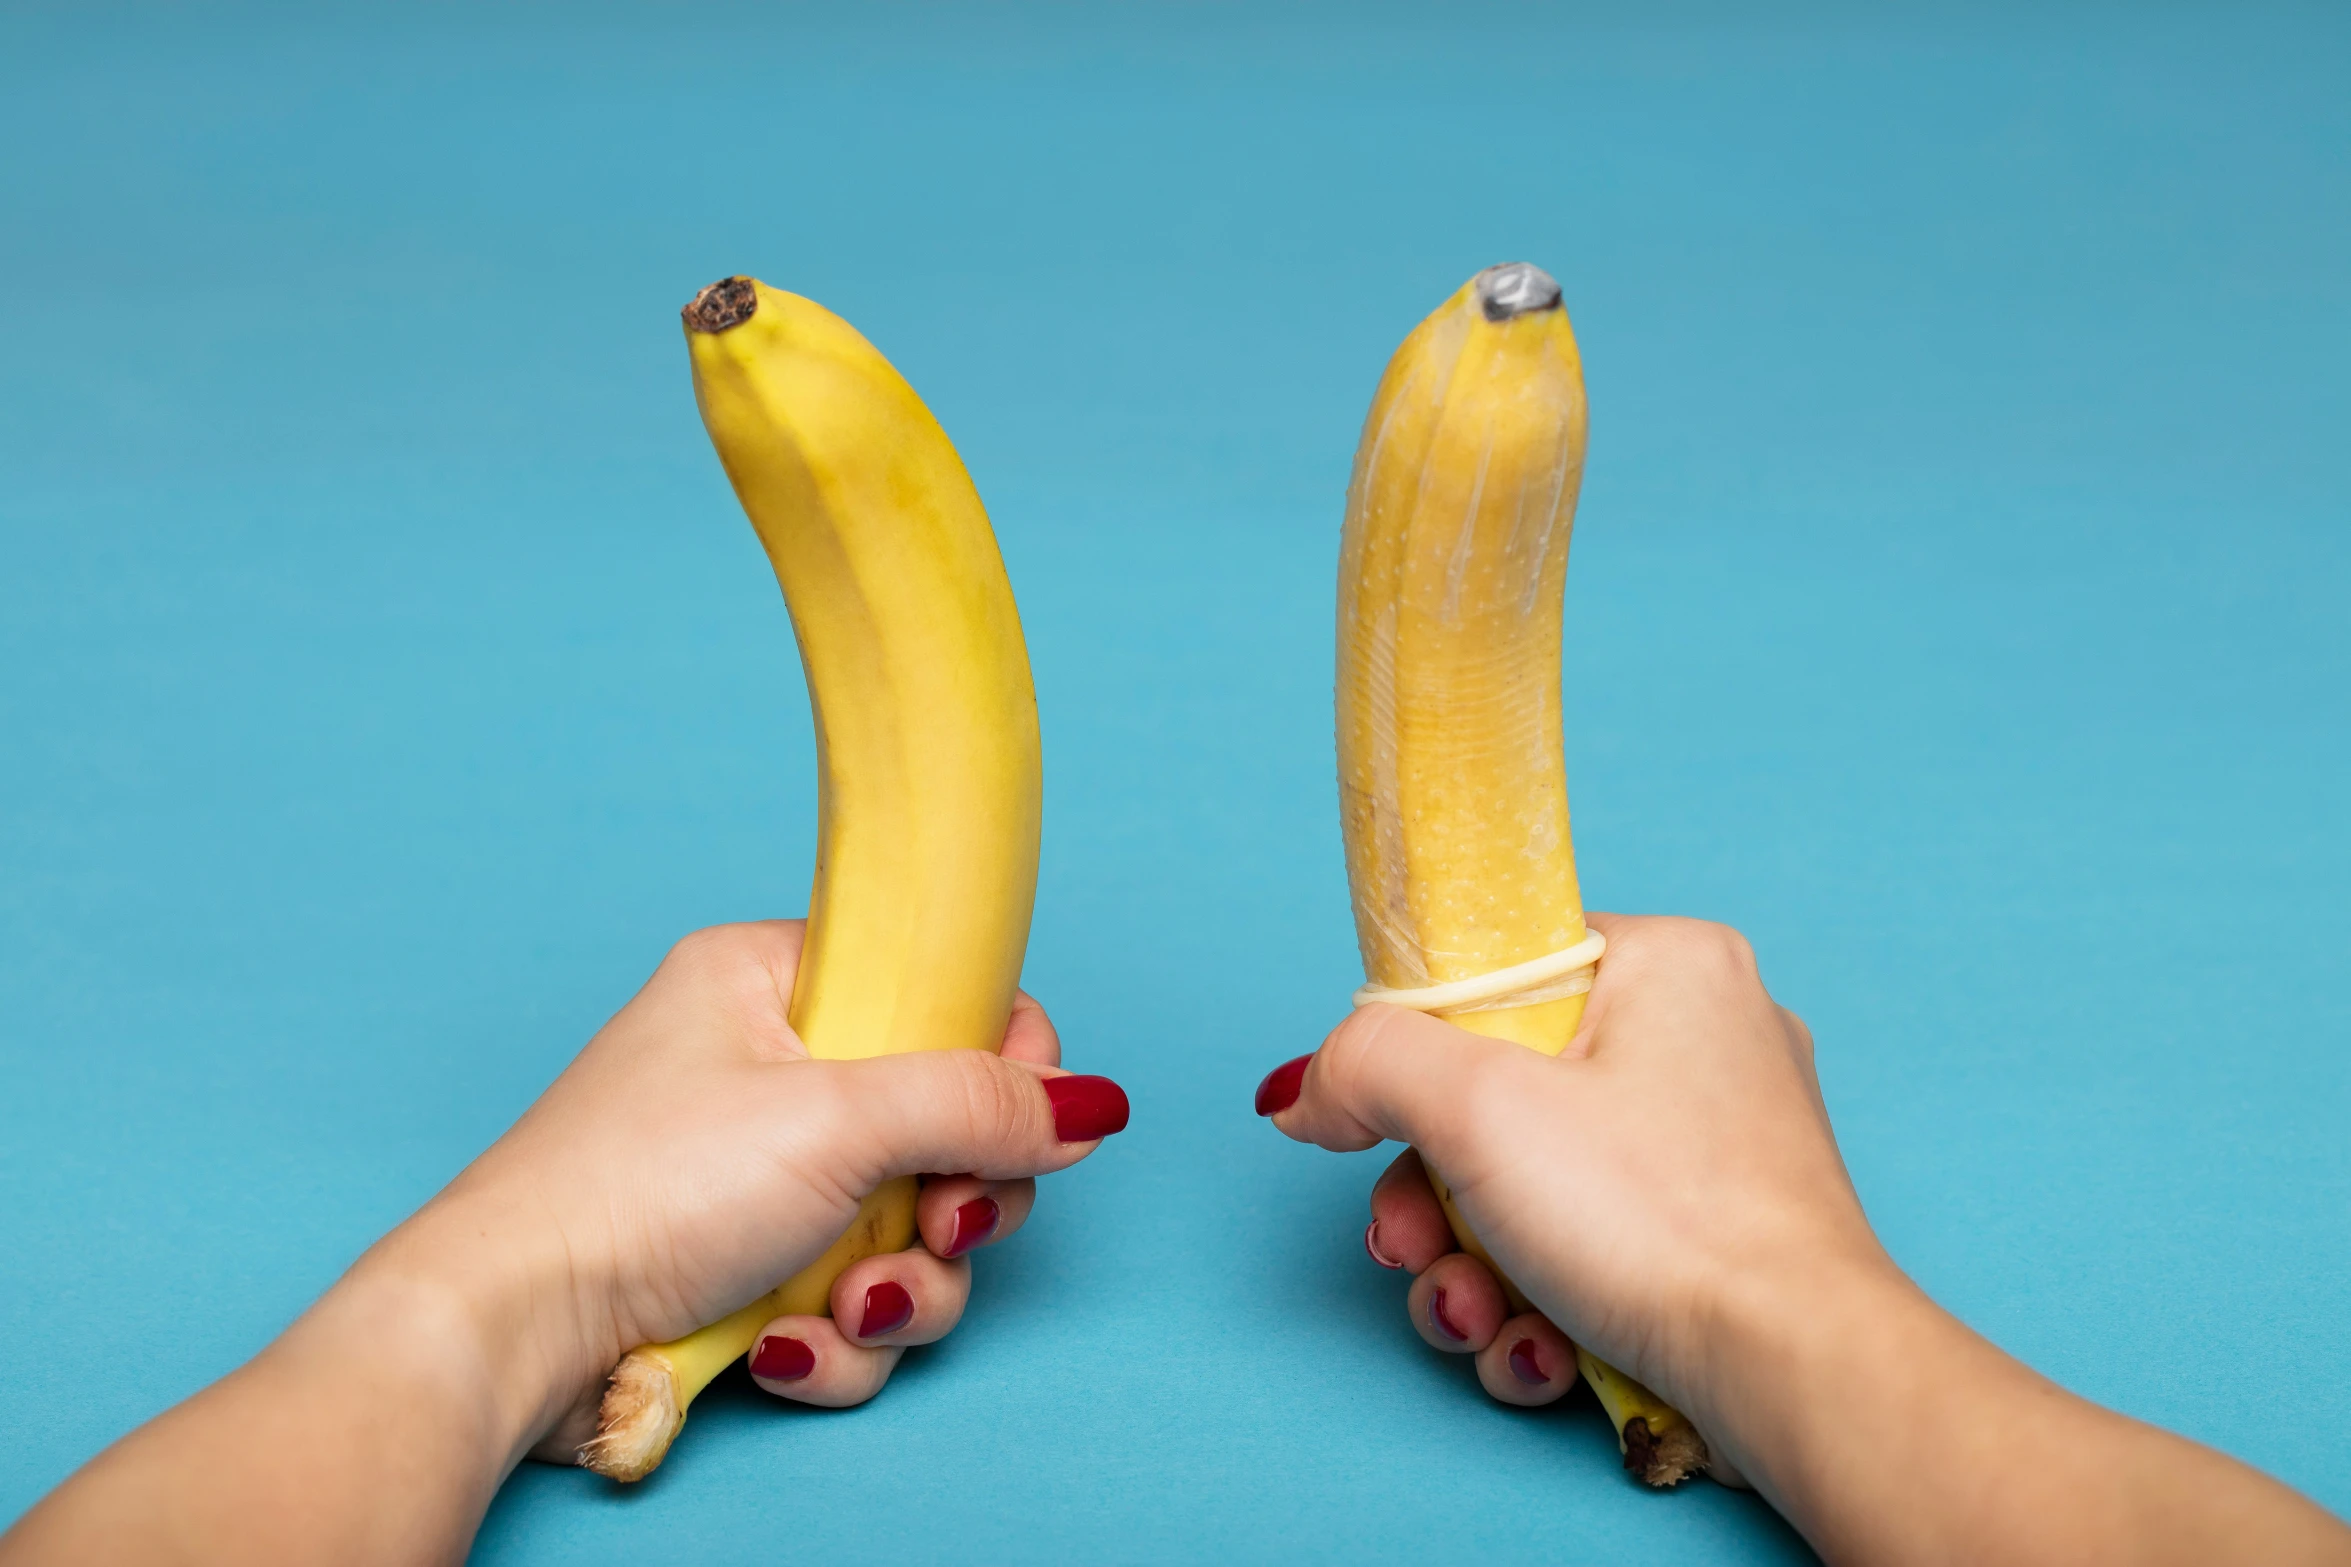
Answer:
1578, 1350, 1711, 1487
579, 1177, 919, 1481
577, 1299, 769, 1483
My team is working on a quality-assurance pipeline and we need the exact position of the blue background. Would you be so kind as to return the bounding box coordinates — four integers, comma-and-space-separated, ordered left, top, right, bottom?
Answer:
3, 4, 2346, 1562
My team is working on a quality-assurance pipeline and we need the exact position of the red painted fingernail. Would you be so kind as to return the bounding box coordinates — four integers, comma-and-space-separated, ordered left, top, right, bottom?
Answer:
858, 1280, 914, 1339
1509, 1338, 1547, 1385
945, 1196, 1001, 1258
1043, 1075, 1130, 1142
1254, 1054, 1312, 1116
1430, 1287, 1468, 1342
749, 1334, 814, 1381
1365, 1220, 1403, 1269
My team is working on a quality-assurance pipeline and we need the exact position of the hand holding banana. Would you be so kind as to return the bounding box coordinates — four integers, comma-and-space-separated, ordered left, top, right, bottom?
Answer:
579, 278, 1123, 1478
1265, 264, 1710, 1483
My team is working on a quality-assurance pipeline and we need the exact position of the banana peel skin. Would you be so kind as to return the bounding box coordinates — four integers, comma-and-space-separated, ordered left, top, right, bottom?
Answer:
580, 278, 1041, 1482
1334, 263, 1708, 1487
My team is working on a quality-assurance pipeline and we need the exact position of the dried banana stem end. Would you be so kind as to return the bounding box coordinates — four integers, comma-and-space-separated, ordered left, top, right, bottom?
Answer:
1622, 1417, 1711, 1489
580, 1353, 684, 1483
1577, 1346, 1710, 1486
579, 1289, 785, 1480
580, 1182, 921, 1480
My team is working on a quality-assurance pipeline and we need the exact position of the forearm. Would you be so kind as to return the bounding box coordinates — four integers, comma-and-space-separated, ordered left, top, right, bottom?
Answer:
0, 1216, 573, 1566
1700, 1259, 2351, 1565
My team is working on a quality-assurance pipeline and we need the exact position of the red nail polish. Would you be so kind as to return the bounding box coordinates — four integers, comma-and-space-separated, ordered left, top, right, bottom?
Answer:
859, 1280, 914, 1339
1043, 1074, 1130, 1142
1429, 1287, 1468, 1342
945, 1196, 1001, 1258
749, 1334, 814, 1381
1254, 1054, 1311, 1116
1508, 1338, 1546, 1385
1365, 1220, 1403, 1269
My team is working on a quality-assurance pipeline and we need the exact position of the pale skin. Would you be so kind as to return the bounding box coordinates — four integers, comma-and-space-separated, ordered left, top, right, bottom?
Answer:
0, 920, 1125, 1566
7, 917, 2347, 1564
1261, 912, 2351, 1566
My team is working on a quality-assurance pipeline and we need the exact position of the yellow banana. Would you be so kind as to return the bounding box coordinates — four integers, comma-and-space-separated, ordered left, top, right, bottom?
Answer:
1334, 262, 1707, 1486
580, 277, 1042, 1482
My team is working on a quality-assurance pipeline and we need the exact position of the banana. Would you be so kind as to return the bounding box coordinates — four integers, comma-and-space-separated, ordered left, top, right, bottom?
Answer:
580, 276, 1042, 1482
1333, 263, 1707, 1486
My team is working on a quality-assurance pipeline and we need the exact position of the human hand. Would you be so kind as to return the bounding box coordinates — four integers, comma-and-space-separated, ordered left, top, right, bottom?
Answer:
1254, 913, 1881, 1480
365, 918, 1128, 1463
0, 918, 1128, 1566
1254, 915, 2351, 1564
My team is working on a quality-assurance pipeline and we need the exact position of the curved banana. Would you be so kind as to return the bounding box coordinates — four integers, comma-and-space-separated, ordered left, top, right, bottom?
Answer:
1334, 262, 1707, 1486
581, 277, 1042, 1482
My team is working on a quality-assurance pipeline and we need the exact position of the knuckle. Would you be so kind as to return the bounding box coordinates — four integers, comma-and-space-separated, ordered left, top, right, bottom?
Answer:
668, 922, 734, 961
1646, 916, 1758, 979
1003, 992, 1062, 1061
1321, 1003, 1406, 1097
1711, 922, 1760, 973
944, 1050, 1041, 1150
785, 1070, 894, 1197
663, 922, 754, 978
1781, 1006, 1817, 1061
790, 1069, 863, 1162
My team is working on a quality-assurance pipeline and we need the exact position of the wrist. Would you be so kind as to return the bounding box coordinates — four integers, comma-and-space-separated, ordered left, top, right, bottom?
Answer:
319, 1190, 616, 1467
1686, 1245, 1978, 1532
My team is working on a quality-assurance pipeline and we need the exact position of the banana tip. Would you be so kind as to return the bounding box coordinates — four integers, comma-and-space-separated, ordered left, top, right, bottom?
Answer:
1474, 262, 1561, 322
684, 276, 759, 334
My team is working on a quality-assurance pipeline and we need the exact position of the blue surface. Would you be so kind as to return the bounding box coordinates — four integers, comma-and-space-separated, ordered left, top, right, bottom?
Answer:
3, 4, 2347, 1561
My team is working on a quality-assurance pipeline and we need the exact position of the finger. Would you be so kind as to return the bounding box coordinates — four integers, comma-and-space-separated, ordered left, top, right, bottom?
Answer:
1256, 1004, 1541, 1158
1001, 991, 1062, 1068
1476, 1312, 1579, 1406
744, 1314, 901, 1408
809, 1051, 1130, 1189
916, 1174, 1036, 1258
1366, 1148, 1454, 1273
1406, 1251, 1508, 1354
830, 1247, 970, 1347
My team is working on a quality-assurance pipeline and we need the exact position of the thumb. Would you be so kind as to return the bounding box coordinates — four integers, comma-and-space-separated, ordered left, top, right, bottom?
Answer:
1257, 1005, 1543, 1161
810, 1050, 1130, 1186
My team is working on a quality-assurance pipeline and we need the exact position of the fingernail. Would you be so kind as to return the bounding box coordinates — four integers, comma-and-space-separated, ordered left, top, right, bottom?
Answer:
945, 1196, 1001, 1258
859, 1280, 914, 1339
1508, 1338, 1547, 1385
1430, 1287, 1468, 1342
1365, 1220, 1403, 1269
1043, 1074, 1130, 1142
1254, 1054, 1312, 1116
749, 1334, 814, 1381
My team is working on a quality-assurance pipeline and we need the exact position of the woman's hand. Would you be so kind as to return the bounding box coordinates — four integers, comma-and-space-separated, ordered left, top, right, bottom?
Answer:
1254, 913, 1870, 1464
401, 917, 1127, 1458
1253, 913, 2351, 1565
0, 919, 1126, 1566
